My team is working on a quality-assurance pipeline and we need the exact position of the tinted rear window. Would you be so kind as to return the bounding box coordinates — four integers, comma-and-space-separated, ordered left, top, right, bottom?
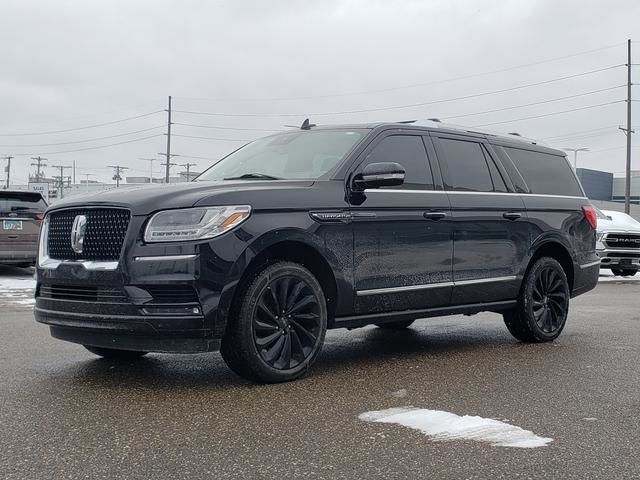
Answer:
502, 147, 583, 197
437, 138, 493, 192
0, 192, 47, 214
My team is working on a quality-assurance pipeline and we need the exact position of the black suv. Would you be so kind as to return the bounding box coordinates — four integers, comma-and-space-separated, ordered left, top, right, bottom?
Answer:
35, 121, 599, 383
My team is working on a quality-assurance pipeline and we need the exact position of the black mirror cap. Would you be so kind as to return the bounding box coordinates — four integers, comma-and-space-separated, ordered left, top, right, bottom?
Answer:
355, 162, 405, 189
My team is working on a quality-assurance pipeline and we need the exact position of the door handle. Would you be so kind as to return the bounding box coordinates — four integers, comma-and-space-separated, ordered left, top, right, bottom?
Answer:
424, 211, 448, 221
503, 212, 522, 220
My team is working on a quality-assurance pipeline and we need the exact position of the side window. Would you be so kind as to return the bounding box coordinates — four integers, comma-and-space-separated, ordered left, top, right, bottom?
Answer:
361, 135, 434, 190
484, 148, 508, 193
437, 138, 493, 192
503, 147, 584, 196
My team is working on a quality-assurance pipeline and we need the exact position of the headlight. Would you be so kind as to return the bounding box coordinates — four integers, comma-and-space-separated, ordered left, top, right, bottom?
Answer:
144, 206, 251, 243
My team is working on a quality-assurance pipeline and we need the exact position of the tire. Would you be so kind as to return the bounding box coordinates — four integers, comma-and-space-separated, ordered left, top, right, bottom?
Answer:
611, 267, 637, 277
84, 345, 148, 359
376, 320, 415, 329
221, 261, 328, 383
503, 256, 570, 343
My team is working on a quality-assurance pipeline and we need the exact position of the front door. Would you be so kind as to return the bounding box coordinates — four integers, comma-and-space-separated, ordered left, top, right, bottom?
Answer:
349, 132, 453, 314
431, 134, 529, 305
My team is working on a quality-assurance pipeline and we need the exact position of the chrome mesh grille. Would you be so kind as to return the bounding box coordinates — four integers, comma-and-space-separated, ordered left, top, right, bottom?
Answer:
47, 208, 130, 261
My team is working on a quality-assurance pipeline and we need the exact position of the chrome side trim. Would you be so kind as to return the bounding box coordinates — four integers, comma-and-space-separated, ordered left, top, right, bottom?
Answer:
579, 260, 602, 269
356, 275, 517, 296
364, 189, 587, 200
453, 275, 517, 286
134, 254, 198, 262
356, 281, 454, 296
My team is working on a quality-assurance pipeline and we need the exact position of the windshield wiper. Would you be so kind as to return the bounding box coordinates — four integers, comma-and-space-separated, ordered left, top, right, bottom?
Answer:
224, 173, 282, 180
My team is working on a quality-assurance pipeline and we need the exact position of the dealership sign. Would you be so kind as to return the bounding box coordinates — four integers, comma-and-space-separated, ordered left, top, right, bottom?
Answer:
28, 182, 50, 202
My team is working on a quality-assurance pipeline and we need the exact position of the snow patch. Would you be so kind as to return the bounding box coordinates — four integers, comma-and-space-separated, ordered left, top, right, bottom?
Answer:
0, 276, 36, 292
359, 407, 552, 448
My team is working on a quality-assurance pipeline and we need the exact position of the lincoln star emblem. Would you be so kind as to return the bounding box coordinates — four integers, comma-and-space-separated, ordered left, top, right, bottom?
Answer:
71, 215, 87, 254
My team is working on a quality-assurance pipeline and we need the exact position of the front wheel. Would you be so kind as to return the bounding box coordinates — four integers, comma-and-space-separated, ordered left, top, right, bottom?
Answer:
84, 346, 148, 359
503, 257, 570, 343
221, 261, 328, 383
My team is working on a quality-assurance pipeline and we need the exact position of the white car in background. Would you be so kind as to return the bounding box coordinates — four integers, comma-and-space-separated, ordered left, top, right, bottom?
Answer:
595, 208, 640, 277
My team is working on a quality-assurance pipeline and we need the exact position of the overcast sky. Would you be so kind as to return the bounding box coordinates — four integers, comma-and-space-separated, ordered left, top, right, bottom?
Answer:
0, 0, 638, 185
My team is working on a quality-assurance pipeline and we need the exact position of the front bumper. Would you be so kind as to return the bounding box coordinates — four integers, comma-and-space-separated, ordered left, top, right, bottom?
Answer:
34, 227, 245, 353
596, 249, 640, 269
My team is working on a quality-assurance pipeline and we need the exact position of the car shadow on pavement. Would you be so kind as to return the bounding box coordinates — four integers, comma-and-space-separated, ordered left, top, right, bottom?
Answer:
37, 317, 532, 392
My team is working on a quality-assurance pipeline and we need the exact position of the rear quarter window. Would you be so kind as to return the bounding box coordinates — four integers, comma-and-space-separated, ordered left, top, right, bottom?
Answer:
502, 147, 584, 197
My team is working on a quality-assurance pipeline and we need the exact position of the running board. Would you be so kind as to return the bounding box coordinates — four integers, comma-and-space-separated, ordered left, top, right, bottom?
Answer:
331, 300, 517, 329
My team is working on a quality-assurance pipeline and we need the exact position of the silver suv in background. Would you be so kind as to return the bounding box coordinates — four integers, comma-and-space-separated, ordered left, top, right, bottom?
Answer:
0, 190, 47, 267
595, 208, 640, 277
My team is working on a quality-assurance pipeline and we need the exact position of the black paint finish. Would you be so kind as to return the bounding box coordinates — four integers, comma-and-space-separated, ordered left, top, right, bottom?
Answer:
34, 122, 599, 353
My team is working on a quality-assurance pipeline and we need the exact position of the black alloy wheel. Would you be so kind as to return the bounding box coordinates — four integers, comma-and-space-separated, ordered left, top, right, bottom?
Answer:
503, 257, 569, 343
253, 275, 323, 370
221, 261, 327, 383
530, 266, 568, 334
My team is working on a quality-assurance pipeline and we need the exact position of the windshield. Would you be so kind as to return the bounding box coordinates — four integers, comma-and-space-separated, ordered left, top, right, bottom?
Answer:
196, 129, 366, 181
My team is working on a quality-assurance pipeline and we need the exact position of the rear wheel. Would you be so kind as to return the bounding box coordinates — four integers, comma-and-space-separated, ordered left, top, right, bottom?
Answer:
221, 261, 327, 383
84, 346, 148, 359
376, 320, 415, 329
611, 267, 637, 277
503, 257, 570, 343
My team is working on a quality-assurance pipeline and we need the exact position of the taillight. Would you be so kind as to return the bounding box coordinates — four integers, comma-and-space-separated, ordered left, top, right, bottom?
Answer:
582, 205, 597, 230
36, 212, 44, 221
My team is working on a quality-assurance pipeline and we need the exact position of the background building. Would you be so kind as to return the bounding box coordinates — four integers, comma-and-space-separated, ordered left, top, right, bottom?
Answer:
575, 168, 613, 201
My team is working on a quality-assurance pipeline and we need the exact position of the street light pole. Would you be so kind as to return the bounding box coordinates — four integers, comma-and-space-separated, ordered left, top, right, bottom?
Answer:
562, 147, 590, 169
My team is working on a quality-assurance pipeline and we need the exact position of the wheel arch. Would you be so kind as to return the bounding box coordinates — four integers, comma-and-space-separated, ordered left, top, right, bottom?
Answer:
217, 232, 341, 335
527, 238, 576, 291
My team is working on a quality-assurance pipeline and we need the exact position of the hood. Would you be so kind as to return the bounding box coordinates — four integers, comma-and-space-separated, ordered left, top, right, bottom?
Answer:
47, 180, 314, 215
597, 210, 640, 234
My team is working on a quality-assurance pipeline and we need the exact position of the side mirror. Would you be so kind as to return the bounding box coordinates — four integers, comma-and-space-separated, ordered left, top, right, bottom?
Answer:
354, 162, 405, 189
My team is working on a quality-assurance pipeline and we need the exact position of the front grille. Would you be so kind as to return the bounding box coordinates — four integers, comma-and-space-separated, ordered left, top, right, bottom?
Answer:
39, 285, 128, 303
144, 285, 199, 304
604, 233, 640, 250
47, 208, 130, 261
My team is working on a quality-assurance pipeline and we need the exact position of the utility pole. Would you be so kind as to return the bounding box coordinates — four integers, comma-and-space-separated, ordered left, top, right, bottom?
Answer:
623, 39, 634, 214
52, 165, 71, 199
139, 158, 157, 183
30, 156, 48, 181
164, 95, 172, 183
179, 163, 197, 182
73, 160, 76, 185
108, 165, 129, 188
83, 173, 94, 193
562, 147, 590, 169
2, 155, 13, 189
158, 151, 180, 184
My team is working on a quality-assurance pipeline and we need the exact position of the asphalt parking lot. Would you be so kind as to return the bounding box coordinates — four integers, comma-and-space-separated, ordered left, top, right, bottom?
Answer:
0, 265, 639, 479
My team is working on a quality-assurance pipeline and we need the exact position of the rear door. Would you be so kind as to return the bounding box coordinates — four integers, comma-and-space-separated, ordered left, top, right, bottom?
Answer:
0, 192, 46, 260
431, 133, 529, 305
349, 131, 453, 314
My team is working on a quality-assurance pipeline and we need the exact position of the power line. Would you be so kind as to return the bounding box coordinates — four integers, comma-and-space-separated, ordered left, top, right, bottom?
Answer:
441, 85, 624, 120
0, 126, 165, 148
540, 125, 620, 141
173, 122, 282, 132
30, 156, 47, 180
472, 101, 624, 127
21, 134, 163, 156
172, 133, 251, 142
107, 165, 129, 188
0, 110, 164, 137
174, 43, 624, 102
173, 65, 623, 118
